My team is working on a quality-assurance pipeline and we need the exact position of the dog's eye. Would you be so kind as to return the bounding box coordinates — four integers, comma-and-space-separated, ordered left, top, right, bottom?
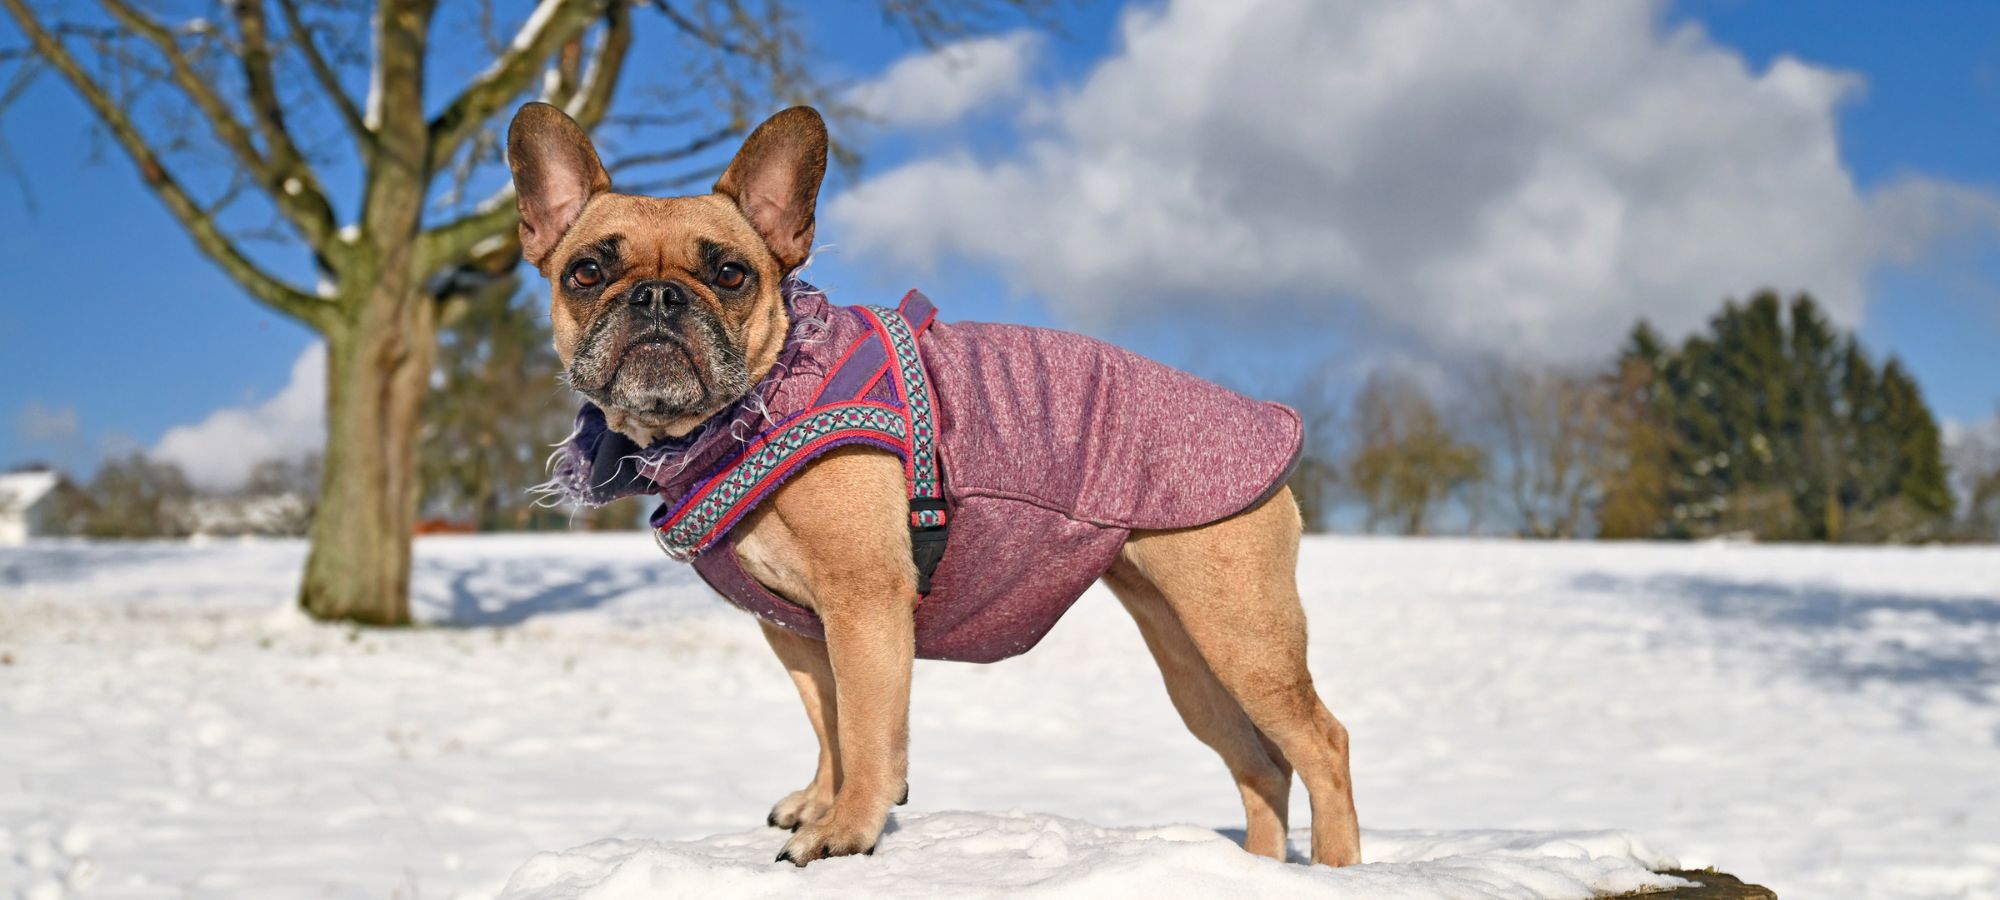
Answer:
715, 262, 748, 290
567, 259, 604, 288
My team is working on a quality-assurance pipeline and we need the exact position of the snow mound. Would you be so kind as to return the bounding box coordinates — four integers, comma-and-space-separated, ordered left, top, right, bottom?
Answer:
498, 811, 1691, 899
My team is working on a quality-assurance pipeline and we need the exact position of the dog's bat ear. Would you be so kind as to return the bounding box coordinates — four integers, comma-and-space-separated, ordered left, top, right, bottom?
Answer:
508, 102, 612, 269
714, 106, 828, 272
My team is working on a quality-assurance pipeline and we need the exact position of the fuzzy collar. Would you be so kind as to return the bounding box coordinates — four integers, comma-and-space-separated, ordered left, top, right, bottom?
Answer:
538, 278, 844, 508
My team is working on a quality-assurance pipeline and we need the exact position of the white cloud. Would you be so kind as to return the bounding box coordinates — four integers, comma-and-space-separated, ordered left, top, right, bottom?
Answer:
15, 402, 79, 443
846, 31, 1039, 127
154, 343, 326, 492
828, 0, 2000, 361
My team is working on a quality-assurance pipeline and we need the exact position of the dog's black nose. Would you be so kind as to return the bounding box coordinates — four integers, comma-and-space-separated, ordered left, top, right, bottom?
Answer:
627, 279, 690, 312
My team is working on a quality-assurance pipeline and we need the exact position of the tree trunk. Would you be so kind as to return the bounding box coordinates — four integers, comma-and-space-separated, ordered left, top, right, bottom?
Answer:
299, 274, 436, 625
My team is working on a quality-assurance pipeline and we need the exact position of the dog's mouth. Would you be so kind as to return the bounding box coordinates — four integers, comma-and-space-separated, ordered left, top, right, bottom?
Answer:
566, 312, 748, 425
612, 333, 708, 405
620, 329, 694, 362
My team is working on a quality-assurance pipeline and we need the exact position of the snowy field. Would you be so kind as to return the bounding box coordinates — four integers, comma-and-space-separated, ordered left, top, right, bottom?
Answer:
3, 534, 1997, 899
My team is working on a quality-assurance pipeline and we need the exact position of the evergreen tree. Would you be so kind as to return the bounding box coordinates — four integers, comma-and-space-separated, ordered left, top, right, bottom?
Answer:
1881, 361, 1954, 525
421, 290, 641, 532
1838, 338, 1888, 515
1598, 292, 1953, 542
1785, 297, 1843, 539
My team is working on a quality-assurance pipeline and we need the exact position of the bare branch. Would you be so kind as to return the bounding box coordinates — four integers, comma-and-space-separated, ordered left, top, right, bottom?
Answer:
602, 109, 703, 129
231, 0, 343, 251
421, 113, 725, 278
419, 187, 519, 277
605, 124, 736, 173
476, 0, 508, 58
617, 162, 726, 196
422, 1, 630, 278
95, 0, 261, 164
426, 0, 607, 176
0, 51, 43, 208
876, 0, 1054, 48
565, 0, 630, 129
362, 0, 436, 235
2, 0, 333, 331
274, 0, 371, 153
651, 0, 753, 57
548, 29, 583, 102
93, 0, 342, 256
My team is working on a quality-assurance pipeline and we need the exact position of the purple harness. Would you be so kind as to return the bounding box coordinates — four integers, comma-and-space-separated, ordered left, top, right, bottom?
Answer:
548, 283, 1304, 663
648, 290, 951, 590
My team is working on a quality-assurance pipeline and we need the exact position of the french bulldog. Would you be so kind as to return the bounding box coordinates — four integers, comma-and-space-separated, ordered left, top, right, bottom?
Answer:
507, 101, 1361, 868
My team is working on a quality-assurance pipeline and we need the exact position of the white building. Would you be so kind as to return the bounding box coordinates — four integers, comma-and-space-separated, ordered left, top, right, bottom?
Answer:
0, 471, 63, 544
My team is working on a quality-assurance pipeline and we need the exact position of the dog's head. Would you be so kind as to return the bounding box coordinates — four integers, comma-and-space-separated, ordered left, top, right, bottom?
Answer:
507, 103, 828, 444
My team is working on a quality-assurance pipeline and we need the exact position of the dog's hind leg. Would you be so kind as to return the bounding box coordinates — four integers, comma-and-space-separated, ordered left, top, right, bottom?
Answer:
761, 621, 841, 831
1105, 564, 1293, 860
1119, 487, 1362, 867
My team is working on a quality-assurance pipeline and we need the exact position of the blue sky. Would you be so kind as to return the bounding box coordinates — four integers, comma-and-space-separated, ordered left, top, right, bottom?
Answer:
3, 0, 1997, 481
1673, 0, 2000, 424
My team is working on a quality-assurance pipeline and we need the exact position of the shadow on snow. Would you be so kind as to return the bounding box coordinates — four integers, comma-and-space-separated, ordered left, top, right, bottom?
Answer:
413, 555, 695, 628
1571, 571, 2000, 705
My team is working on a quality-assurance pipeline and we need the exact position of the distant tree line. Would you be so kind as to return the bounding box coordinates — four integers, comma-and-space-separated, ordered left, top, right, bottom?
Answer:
1292, 291, 1991, 543
35, 289, 1997, 544
26, 453, 317, 539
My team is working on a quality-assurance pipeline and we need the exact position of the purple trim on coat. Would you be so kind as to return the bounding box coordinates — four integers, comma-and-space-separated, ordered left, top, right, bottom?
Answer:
817, 325, 889, 403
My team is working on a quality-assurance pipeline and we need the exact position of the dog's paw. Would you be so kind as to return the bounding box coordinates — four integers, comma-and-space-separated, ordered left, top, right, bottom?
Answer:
766, 786, 834, 832
775, 813, 883, 866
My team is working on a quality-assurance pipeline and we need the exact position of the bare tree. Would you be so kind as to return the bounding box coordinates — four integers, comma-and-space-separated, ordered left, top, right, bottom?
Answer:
1948, 413, 2000, 542
1344, 370, 1484, 536
1597, 327, 1674, 539
1476, 360, 1616, 538
242, 453, 321, 535
81, 453, 195, 538
3, 0, 1034, 623
1280, 366, 1343, 532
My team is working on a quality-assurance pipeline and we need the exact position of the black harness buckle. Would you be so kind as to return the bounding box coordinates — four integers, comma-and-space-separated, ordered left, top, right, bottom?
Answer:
908, 497, 949, 594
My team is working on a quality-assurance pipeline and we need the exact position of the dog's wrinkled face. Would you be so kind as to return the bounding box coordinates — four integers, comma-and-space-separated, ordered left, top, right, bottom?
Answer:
540, 193, 782, 436
507, 103, 828, 443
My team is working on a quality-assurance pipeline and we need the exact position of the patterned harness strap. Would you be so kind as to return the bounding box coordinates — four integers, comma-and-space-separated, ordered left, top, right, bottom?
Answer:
653, 291, 950, 592
859, 296, 949, 592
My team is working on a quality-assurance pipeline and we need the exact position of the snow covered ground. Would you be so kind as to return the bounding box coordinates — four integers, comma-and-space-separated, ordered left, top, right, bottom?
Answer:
2, 534, 1996, 899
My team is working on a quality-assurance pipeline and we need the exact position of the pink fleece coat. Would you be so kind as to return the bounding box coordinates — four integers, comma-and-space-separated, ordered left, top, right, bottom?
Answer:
551, 284, 1302, 663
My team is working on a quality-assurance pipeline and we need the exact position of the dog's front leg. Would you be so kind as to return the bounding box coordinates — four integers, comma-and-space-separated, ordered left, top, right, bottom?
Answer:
738, 447, 917, 865
776, 573, 915, 865
762, 621, 841, 831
